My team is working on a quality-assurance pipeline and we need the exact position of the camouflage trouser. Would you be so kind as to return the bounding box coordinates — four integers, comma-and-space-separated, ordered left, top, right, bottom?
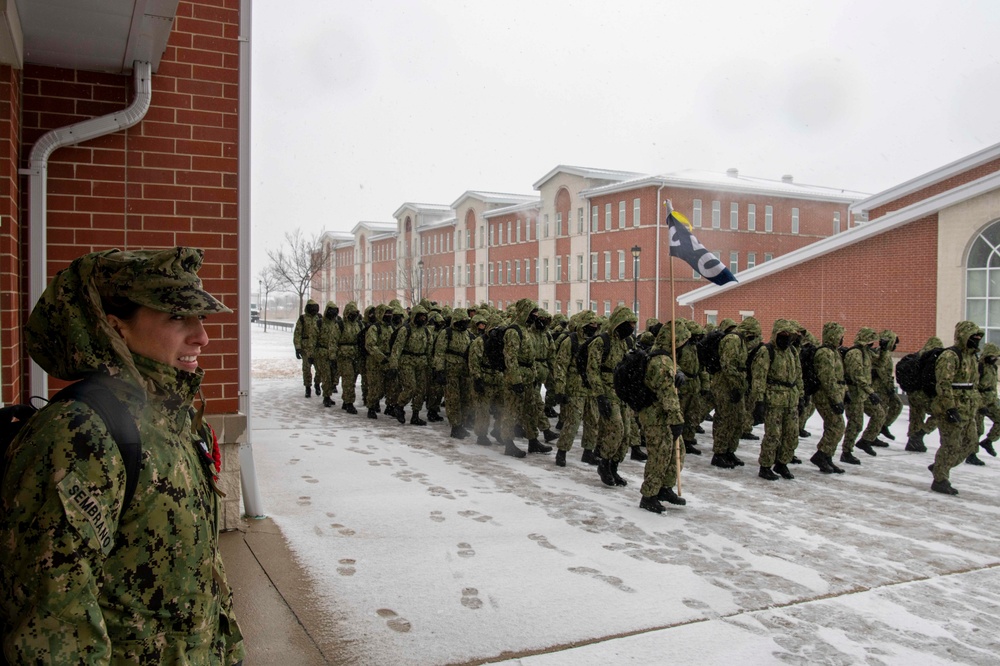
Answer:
366, 362, 385, 409
426, 372, 443, 414
501, 385, 538, 442
531, 384, 549, 433
543, 373, 558, 412
877, 388, 903, 434
359, 356, 368, 405
473, 380, 501, 438
743, 393, 756, 435
396, 358, 427, 414
907, 390, 935, 437
712, 383, 746, 455
844, 389, 886, 450
338, 354, 358, 405
679, 386, 701, 443
623, 405, 640, 448
798, 396, 815, 432
638, 409, 683, 496
701, 385, 715, 423
977, 399, 1000, 442
597, 396, 628, 463
581, 396, 601, 452
759, 396, 799, 467
932, 405, 978, 482
814, 397, 846, 458
556, 393, 586, 452
315, 354, 335, 398
385, 372, 402, 411
301, 354, 319, 388
444, 371, 472, 428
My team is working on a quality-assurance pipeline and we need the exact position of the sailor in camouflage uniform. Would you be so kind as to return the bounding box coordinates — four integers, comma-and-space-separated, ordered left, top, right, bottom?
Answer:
973, 342, 1000, 464
364, 304, 392, 418
904, 335, 943, 452
468, 314, 500, 447
808, 322, 847, 474
0, 247, 243, 663
293, 298, 321, 397
334, 301, 362, 414
711, 318, 752, 469
842, 327, 886, 462
433, 308, 474, 438
750, 319, 803, 481
388, 304, 432, 426
500, 299, 552, 458
313, 301, 340, 407
638, 320, 688, 513
873, 329, 903, 444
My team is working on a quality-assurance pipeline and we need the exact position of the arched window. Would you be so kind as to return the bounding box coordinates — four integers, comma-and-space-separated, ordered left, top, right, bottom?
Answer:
966, 220, 1000, 343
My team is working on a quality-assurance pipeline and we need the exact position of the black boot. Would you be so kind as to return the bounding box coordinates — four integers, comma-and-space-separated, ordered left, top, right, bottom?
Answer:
880, 426, 896, 440
799, 428, 811, 438
610, 461, 628, 487
639, 495, 665, 513
544, 406, 558, 418
513, 424, 526, 438
450, 425, 468, 439
856, 440, 877, 456
367, 407, 377, 419
396, 407, 406, 424
322, 396, 333, 407
503, 440, 526, 458
427, 410, 443, 422
758, 465, 779, 481
305, 386, 311, 398
741, 431, 759, 440
555, 449, 567, 467
905, 433, 927, 452
695, 424, 706, 434
630, 446, 648, 461
840, 451, 861, 465
542, 428, 560, 443
981, 438, 998, 457
555, 419, 564, 430
597, 458, 616, 486
966, 453, 986, 466
790, 456, 802, 464
727, 452, 745, 467
684, 440, 702, 455
344, 403, 357, 415
581, 449, 599, 465
527, 438, 553, 454
930, 478, 958, 495
826, 454, 845, 474
773, 462, 795, 480
810, 451, 834, 473
476, 435, 491, 447
871, 438, 890, 448
656, 486, 686, 505
711, 453, 734, 469
410, 413, 427, 426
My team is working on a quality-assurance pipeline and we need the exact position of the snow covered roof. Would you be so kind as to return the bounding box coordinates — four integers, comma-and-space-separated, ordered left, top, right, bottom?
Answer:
677, 168, 1000, 306
419, 216, 458, 231
532, 165, 644, 191
450, 190, 539, 209
483, 199, 543, 219
392, 202, 453, 219
850, 140, 1000, 217
582, 169, 868, 203
320, 230, 353, 245
351, 221, 396, 235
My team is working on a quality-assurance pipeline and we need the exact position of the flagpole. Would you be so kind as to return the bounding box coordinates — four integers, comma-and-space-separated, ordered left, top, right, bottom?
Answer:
666, 201, 682, 497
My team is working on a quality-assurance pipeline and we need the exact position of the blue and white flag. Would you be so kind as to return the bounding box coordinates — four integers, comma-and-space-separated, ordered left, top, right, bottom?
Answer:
667, 211, 738, 286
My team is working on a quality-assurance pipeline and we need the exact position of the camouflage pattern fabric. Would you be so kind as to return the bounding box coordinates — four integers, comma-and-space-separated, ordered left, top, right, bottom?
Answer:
638, 321, 686, 497
588, 306, 638, 463
843, 328, 885, 451
314, 302, 340, 398
906, 336, 944, 438
336, 302, 362, 406
813, 322, 847, 457
874, 329, 903, 433
389, 305, 432, 416
294, 299, 322, 388
931, 321, 983, 482
364, 306, 391, 410
434, 310, 474, 429
751, 320, 803, 467
500, 299, 539, 443
711, 327, 749, 456
976, 343, 1000, 442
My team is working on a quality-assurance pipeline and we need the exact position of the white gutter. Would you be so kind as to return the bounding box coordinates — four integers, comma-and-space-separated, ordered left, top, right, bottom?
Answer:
237, 0, 264, 518
654, 184, 664, 319
23, 61, 152, 399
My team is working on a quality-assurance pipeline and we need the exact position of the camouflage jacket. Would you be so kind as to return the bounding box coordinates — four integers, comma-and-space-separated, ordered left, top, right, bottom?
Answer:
676, 341, 703, 395
844, 346, 876, 397
313, 314, 341, 361
292, 311, 320, 355
553, 331, 587, 397
716, 332, 748, 392
434, 326, 473, 374
364, 322, 391, 367
335, 303, 362, 361
977, 358, 998, 403
813, 345, 847, 405
933, 321, 982, 414
639, 325, 684, 424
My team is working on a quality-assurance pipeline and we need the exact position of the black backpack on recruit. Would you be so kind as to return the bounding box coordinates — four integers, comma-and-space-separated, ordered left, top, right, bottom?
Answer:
800, 343, 821, 396
0, 374, 142, 516
576, 332, 610, 387
613, 348, 669, 411
483, 325, 523, 372
895, 352, 923, 393
696, 329, 727, 374
917, 347, 954, 398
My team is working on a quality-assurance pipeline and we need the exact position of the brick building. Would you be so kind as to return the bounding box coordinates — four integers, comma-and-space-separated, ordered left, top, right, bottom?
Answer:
678, 142, 1000, 354
316, 166, 865, 324
0, 0, 251, 525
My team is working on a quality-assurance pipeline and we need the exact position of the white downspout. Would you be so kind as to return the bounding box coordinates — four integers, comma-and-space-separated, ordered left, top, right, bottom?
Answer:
237, 0, 264, 517
23, 61, 152, 399
655, 184, 664, 320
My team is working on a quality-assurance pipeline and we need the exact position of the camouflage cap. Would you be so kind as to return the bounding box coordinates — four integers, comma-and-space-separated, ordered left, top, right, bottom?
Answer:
95, 247, 230, 316
854, 327, 878, 345
982, 342, 1000, 358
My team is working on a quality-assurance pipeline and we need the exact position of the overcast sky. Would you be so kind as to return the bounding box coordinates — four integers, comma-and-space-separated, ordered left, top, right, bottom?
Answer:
249, 0, 1000, 277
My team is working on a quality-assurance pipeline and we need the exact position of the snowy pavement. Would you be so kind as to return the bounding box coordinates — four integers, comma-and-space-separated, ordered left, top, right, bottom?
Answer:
247, 325, 1000, 665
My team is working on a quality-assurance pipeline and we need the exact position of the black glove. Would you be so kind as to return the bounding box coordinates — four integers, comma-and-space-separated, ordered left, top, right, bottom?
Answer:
433, 370, 446, 384
831, 402, 845, 415
295, 349, 302, 360
511, 383, 525, 395
674, 370, 688, 388
752, 401, 766, 425
730, 388, 743, 404
307, 357, 314, 365
552, 393, 567, 405
868, 393, 881, 406
474, 378, 486, 394
946, 407, 961, 424
670, 423, 684, 440
386, 368, 398, 381
797, 398, 805, 414
597, 395, 612, 418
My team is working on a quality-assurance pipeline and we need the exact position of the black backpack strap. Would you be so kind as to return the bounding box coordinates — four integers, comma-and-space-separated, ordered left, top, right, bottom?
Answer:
53, 375, 142, 516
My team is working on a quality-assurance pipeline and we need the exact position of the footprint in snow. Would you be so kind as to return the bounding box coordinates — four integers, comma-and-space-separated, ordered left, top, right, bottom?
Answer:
376, 608, 411, 633
337, 558, 357, 576
457, 542, 475, 558
461, 587, 483, 610
568, 566, 636, 593
429, 511, 445, 523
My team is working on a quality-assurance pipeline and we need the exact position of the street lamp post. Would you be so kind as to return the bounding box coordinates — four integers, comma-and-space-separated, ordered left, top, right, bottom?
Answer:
417, 259, 424, 304
631, 245, 641, 318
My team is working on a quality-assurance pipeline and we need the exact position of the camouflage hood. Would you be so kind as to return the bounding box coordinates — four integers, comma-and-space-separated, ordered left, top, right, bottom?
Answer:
608, 305, 638, 338
374, 304, 388, 321
323, 301, 338, 319
654, 319, 691, 351
718, 318, 738, 333
451, 308, 470, 327
854, 327, 878, 346
343, 301, 359, 320
769, 318, 800, 343
305, 299, 320, 315
982, 342, 1000, 360
25, 247, 226, 386
953, 320, 984, 349
920, 336, 944, 353
822, 321, 845, 348
511, 297, 538, 327
737, 316, 761, 340
409, 304, 428, 324
879, 329, 898, 351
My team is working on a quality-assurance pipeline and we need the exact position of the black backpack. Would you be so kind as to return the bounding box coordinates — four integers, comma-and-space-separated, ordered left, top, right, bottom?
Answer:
356, 322, 371, 359
576, 332, 610, 386
613, 348, 669, 411
800, 343, 821, 396
483, 325, 523, 372
745, 342, 775, 385
1, 374, 142, 516
696, 329, 727, 374
918, 347, 954, 398
895, 352, 923, 393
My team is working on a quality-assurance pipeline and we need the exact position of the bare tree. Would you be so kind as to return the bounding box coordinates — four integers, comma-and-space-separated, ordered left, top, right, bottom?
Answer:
256, 265, 283, 332
267, 229, 334, 314
396, 255, 423, 306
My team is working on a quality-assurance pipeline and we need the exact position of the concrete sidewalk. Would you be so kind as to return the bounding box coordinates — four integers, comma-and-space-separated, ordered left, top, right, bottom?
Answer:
220, 518, 346, 665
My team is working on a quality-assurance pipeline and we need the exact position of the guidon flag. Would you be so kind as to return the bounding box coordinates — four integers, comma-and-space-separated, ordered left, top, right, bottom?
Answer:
667, 210, 738, 286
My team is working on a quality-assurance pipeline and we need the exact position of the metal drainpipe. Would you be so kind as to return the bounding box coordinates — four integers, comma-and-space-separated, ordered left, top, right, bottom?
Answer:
655, 184, 664, 319
238, 0, 265, 518
22, 61, 152, 400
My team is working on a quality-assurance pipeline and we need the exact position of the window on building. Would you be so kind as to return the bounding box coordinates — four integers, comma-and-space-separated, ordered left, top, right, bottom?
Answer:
506, 261, 512, 284
578, 207, 584, 234
833, 211, 841, 234
618, 250, 626, 279
542, 301, 549, 312
705, 311, 718, 325
791, 207, 799, 234
555, 256, 562, 283
591, 206, 598, 232
618, 201, 626, 229
591, 252, 598, 280
516, 220, 521, 243
533, 258, 539, 284
730, 203, 739, 230
765, 205, 773, 232
555, 301, 562, 314
489, 262, 494, 285
603, 301, 611, 316
712, 201, 721, 229
604, 203, 612, 230
490, 225, 495, 247
693, 199, 702, 228
543, 258, 549, 283
515, 260, 521, 283
577, 254, 584, 281
729, 251, 738, 273
507, 221, 512, 244
524, 258, 530, 283
633, 198, 641, 227
590, 300, 597, 311
748, 203, 756, 231
556, 212, 563, 236
604, 251, 611, 279
466, 229, 471, 248
466, 265, 471, 285
747, 252, 756, 269
544, 214, 550, 238
764, 252, 773, 262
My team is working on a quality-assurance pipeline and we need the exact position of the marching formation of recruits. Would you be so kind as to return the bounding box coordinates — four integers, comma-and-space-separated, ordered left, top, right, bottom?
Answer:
293, 299, 998, 509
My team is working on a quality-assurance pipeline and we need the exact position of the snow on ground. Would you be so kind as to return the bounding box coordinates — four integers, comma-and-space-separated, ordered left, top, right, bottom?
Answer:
247, 324, 1000, 665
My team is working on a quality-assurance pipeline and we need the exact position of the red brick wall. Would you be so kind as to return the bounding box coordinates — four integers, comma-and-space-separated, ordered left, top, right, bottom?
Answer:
18, 0, 241, 411
870, 158, 1000, 220
688, 215, 939, 353
0, 65, 20, 404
